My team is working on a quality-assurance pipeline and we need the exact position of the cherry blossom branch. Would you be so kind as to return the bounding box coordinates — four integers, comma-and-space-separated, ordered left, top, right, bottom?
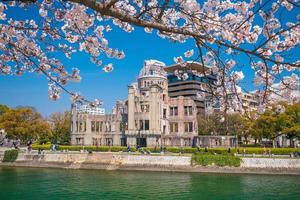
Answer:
1, 0, 298, 110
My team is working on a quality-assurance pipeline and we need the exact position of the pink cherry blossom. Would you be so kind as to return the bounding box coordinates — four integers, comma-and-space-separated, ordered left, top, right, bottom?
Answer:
103, 63, 113, 72
184, 49, 194, 58
0, 0, 298, 109
173, 56, 184, 64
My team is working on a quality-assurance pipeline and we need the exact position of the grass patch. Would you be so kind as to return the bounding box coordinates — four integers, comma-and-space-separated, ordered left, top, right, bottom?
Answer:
3, 149, 19, 162
192, 153, 241, 167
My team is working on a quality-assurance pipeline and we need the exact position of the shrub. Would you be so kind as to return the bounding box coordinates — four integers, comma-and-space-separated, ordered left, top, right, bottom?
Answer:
165, 147, 299, 155
242, 144, 261, 148
3, 149, 19, 162
192, 153, 241, 167
207, 148, 238, 154
165, 147, 237, 154
31, 144, 300, 155
32, 144, 136, 152
32, 144, 51, 150
236, 148, 300, 155
166, 147, 181, 153
180, 147, 198, 154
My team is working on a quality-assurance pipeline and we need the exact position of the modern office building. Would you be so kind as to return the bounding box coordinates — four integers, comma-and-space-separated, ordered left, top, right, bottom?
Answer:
164, 62, 218, 115
240, 91, 260, 112
214, 88, 261, 114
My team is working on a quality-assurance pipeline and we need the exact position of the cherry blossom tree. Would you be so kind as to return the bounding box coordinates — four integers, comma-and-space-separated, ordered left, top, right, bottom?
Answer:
0, 0, 299, 112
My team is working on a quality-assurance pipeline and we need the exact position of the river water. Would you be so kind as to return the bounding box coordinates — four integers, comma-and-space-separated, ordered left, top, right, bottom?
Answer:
0, 167, 299, 200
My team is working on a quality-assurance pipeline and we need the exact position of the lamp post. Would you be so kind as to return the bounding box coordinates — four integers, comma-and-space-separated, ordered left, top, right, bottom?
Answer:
137, 129, 141, 149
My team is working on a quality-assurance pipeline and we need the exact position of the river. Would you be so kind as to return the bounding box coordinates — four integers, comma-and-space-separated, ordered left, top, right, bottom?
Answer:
0, 167, 299, 199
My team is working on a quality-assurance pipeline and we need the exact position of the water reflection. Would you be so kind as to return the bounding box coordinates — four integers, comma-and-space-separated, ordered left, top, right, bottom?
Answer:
0, 167, 299, 200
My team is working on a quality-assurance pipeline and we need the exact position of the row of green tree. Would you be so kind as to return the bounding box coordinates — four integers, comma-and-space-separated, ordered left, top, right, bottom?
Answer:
0, 105, 71, 145
198, 102, 300, 144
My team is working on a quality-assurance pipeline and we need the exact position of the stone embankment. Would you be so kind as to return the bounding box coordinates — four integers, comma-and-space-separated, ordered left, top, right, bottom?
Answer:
241, 157, 300, 168
1, 151, 300, 175
1, 152, 191, 170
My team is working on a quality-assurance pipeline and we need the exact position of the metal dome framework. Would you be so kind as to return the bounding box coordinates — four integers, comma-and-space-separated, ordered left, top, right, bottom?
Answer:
138, 60, 167, 79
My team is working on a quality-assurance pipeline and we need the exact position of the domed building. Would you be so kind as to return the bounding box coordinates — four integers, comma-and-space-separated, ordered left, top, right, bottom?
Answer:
71, 60, 200, 148
126, 60, 198, 147
138, 60, 167, 78
137, 60, 168, 95
126, 60, 170, 147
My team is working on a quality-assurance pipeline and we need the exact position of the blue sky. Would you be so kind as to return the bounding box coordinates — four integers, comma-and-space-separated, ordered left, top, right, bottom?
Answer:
0, 19, 199, 116
0, 1, 299, 116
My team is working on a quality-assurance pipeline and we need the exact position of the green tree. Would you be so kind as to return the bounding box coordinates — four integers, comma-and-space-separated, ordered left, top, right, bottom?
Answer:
198, 115, 215, 135
250, 112, 276, 143
198, 113, 224, 135
281, 102, 300, 139
0, 107, 51, 144
198, 113, 249, 137
223, 114, 245, 136
49, 111, 71, 145
234, 115, 253, 145
0, 104, 9, 116
250, 102, 300, 145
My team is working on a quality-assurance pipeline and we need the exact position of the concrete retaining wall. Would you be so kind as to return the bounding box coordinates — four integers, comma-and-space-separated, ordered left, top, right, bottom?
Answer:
241, 158, 300, 168
122, 154, 190, 166
1, 152, 300, 174
14, 152, 191, 168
